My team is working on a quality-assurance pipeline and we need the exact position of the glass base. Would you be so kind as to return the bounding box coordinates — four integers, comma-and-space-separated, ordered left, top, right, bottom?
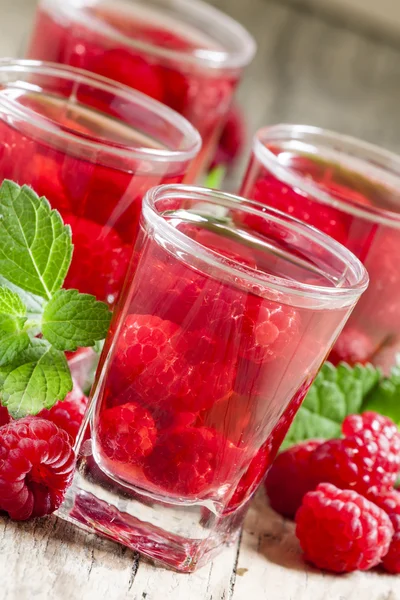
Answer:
57, 452, 243, 572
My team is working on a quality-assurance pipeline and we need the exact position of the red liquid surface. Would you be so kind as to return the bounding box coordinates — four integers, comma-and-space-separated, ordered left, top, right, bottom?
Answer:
0, 90, 187, 304
240, 149, 400, 370
27, 1, 239, 177
94, 212, 350, 511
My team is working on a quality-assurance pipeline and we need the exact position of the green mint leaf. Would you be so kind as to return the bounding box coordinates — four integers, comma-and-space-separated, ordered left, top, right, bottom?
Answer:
0, 286, 26, 317
1, 338, 72, 418
0, 314, 30, 366
283, 362, 381, 448
42, 289, 112, 351
363, 365, 400, 425
0, 275, 44, 319
0, 180, 72, 300
204, 165, 226, 190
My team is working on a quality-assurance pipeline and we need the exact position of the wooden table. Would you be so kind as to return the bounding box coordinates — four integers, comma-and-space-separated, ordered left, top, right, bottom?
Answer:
1, 491, 399, 599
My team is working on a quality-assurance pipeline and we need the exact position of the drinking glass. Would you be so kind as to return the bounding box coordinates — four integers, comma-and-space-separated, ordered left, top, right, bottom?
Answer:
239, 124, 400, 371
60, 183, 368, 572
0, 59, 201, 306
26, 0, 255, 179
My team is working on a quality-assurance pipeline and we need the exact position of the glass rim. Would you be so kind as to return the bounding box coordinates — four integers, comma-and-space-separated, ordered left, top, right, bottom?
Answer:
0, 59, 202, 163
46, 0, 256, 70
253, 123, 400, 229
143, 184, 369, 304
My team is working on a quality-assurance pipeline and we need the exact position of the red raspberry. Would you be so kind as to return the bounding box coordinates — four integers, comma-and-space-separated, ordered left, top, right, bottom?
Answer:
211, 105, 245, 170
112, 314, 182, 386
366, 488, 400, 573
144, 426, 239, 497
0, 405, 11, 427
238, 295, 300, 364
329, 326, 375, 366
39, 381, 88, 443
311, 412, 400, 495
295, 483, 394, 573
98, 403, 157, 464
0, 417, 75, 520
63, 214, 131, 303
265, 439, 323, 519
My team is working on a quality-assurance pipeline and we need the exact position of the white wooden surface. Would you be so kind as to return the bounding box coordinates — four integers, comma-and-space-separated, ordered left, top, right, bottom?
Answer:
1, 491, 399, 599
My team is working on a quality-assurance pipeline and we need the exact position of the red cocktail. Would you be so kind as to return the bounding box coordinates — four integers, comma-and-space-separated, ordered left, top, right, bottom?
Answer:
239, 125, 400, 371
27, 0, 255, 178
0, 60, 201, 305
61, 184, 368, 571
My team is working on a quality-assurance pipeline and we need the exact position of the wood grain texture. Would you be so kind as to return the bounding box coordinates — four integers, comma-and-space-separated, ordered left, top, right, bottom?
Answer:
1, 1, 400, 598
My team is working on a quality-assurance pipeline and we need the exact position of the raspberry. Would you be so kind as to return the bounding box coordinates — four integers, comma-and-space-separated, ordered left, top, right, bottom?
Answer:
0, 417, 75, 520
63, 214, 130, 303
39, 380, 88, 442
211, 105, 245, 170
265, 439, 323, 519
0, 405, 11, 427
144, 426, 239, 497
295, 483, 393, 573
366, 488, 400, 573
238, 295, 300, 364
329, 326, 375, 366
311, 412, 400, 495
98, 403, 157, 464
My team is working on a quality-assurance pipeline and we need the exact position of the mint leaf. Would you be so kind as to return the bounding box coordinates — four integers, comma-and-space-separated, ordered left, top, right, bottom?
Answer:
0, 314, 30, 366
283, 362, 381, 448
204, 165, 226, 189
0, 275, 44, 319
0, 181, 72, 300
1, 338, 72, 418
0, 287, 26, 317
42, 289, 112, 351
363, 365, 400, 425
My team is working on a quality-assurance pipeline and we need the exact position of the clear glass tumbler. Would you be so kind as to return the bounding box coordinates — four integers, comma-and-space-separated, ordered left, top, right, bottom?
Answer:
239, 124, 400, 371
59, 183, 368, 571
26, 0, 256, 179
0, 59, 201, 306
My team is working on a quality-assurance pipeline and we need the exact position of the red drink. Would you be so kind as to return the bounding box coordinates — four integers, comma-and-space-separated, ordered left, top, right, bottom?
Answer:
27, 0, 255, 178
61, 184, 368, 571
240, 125, 400, 371
0, 60, 200, 305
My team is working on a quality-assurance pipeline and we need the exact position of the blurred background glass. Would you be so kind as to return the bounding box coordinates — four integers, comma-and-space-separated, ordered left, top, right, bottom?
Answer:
7, 0, 400, 183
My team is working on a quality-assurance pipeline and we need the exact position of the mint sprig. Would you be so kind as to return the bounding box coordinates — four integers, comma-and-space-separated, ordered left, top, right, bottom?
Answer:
283, 362, 382, 448
0, 180, 112, 418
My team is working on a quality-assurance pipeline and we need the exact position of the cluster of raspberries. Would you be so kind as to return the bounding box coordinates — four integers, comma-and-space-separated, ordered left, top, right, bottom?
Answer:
0, 381, 87, 520
265, 411, 400, 574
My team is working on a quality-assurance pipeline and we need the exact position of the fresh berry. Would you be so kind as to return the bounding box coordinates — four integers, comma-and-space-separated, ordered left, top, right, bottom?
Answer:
144, 426, 239, 497
311, 412, 400, 495
238, 295, 300, 364
211, 105, 245, 170
39, 380, 88, 442
295, 483, 394, 573
0, 417, 75, 520
98, 403, 157, 464
382, 516, 400, 574
265, 439, 323, 519
248, 175, 349, 245
0, 405, 11, 427
367, 488, 400, 521
63, 214, 131, 303
329, 326, 375, 366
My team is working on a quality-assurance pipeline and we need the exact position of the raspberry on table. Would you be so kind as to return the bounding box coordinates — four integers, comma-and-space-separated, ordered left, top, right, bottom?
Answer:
39, 380, 88, 443
98, 402, 157, 464
63, 213, 131, 303
0, 405, 11, 427
265, 439, 323, 519
367, 488, 400, 574
311, 412, 400, 495
0, 417, 75, 520
144, 426, 239, 497
329, 326, 375, 366
295, 483, 394, 573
